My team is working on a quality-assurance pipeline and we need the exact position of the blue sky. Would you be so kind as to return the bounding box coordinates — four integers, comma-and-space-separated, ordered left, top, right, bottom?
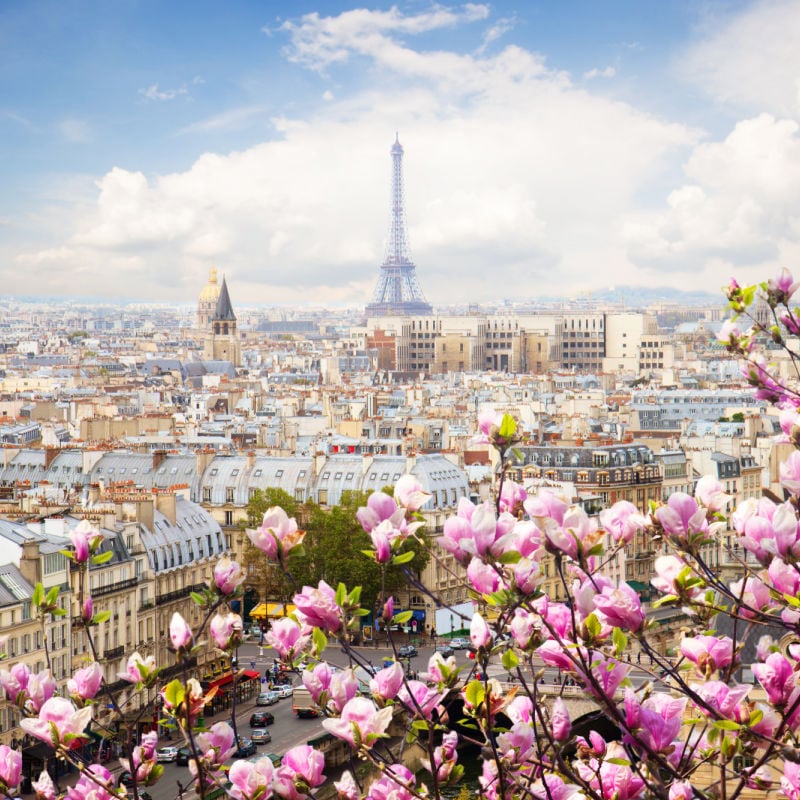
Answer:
2, 0, 799, 306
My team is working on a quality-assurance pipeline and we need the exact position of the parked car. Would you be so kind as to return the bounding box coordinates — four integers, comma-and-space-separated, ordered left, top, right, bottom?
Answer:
249, 711, 275, 727
275, 684, 293, 698
256, 691, 279, 706
398, 645, 418, 658
234, 737, 257, 758
450, 637, 469, 650
247, 753, 282, 767
176, 747, 192, 766
157, 746, 180, 763
250, 728, 272, 745
435, 644, 455, 658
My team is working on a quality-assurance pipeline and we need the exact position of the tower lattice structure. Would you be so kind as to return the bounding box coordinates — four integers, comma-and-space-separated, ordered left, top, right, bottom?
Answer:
365, 135, 432, 316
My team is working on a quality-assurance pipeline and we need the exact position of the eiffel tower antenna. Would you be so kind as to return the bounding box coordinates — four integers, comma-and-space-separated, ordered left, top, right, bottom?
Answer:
365, 134, 432, 316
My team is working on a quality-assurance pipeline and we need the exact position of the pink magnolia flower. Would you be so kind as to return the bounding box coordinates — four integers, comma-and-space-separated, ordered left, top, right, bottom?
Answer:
266, 617, 310, 662
769, 266, 800, 304
121, 731, 159, 784
692, 680, 750, 719
248, 506, 305, 562
467, 557, 503, 594
768, 557, 800, 595
580, 654, 629, 700
781, 451, 800, 496
67, 662, 103, 701
680, 635, 735, 674
393, 475, 430, 511
302, 662, 333, 705
0, 662, 30, 702
370, 662, 404, 702
669, 781, 695, 800
196, 721, 237, 766
170, 612, 193, 650
228, 755, 275, 800
66, 765, 116, 800
322, 697, 393, 748
69, 520, 102, 563
334, 771, 359, 800
118, 652, 156, 683
537, 640, 576, 672
210, 611, 243, 650
293, 581, 343, 634
369, 520, 396, 564
530, 775, 583, 800
782, 760, 800, 800
525, 489, 569, 527
651, 555, 703, 600
328, 669, 359, 714
273, 745, 325, 800
366, 765, 416, 800
655, 493, 710, 544
0, 745, 21, 792
81, 596, 93, 622
545, 506, 598, 560
498, 479, 527, 515
32, 770, 56, 800
576, 741, 645, 800
422, 651, 456, 684
497, 722, 535, 764
357, 490, 402, 533
637, 694, 687, 754
439, 499, 514, 564
470, 612, 493, 650
513, 556, 540, 595
20, 697, 93, 749
593, 582, 645, 632
506, 696, 534, 726
510, 608, 538, 649
420, 730, 459, 783
397, 680, 444, 720
213, 556, 245, 595
25, 670, 56, 713
694, 475, 731, 512
551, 697, 571, 742
753, 652, 795, 705
729, 575, 774, 618
599, 501, 648, 545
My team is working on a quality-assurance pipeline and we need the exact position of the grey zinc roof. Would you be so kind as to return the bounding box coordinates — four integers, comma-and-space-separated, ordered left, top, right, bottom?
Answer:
0, 564, 34, 606
139, 497, 225, 574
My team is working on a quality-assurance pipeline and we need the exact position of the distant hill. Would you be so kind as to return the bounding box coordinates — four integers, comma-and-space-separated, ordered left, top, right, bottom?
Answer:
538, 285, 723, 308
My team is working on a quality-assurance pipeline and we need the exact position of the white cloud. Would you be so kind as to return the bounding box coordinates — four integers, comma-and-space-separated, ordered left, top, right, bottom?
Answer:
623, 114, 800, 274
584, 66, 616, 80
139, 83, 189, 102
9, 5, 705, 304
177, 106, 269, 135
680, 0, 800, 116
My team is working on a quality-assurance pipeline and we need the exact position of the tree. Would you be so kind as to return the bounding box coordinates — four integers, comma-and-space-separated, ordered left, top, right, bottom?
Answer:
287, 490, 430, 620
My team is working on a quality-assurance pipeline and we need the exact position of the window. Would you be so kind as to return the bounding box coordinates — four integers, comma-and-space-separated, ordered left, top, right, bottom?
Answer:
231, 469, 239, 477
203, 487, 211, 502
275, 470, 283, 478
226, 488, 235, 503
254, 469, 262, 477
334, 472, 342, 479
225, 511, 233, 525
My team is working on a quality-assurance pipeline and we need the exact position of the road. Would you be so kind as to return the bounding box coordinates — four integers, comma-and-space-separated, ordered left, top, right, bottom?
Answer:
141, 638, 669, 799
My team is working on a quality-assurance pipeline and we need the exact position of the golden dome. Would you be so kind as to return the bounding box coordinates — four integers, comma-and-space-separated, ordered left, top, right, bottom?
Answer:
199, 267, 221, 302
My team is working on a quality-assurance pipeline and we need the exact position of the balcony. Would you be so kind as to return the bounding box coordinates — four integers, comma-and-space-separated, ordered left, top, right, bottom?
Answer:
156, 583, 205, 605
104, 645, 125, 661
93, 577, 138, 599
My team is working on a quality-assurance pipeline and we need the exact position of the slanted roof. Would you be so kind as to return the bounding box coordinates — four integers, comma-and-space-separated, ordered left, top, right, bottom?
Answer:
214, 277, 236, 322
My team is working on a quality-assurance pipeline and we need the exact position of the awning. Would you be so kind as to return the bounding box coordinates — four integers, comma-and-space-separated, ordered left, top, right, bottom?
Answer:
249, 602, 296, 619
206, 672, 235, 690
242, 670, 260, 681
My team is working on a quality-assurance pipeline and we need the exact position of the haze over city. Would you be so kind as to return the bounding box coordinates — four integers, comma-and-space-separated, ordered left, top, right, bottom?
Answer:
2, 0, 799, 307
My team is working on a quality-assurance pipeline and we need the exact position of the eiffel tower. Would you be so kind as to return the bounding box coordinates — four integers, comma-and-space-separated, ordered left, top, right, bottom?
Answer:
365, 135, 432, 316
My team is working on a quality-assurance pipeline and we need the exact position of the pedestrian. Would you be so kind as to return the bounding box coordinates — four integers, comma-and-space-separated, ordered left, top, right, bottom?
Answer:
636, 652, 641, 665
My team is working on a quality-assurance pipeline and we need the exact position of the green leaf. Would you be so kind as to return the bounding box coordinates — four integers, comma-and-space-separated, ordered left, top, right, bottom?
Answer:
498, 551, 521, 564
411, 719, 430, 731
606, 758, 631, 766
163, 679, 185, 708
464, 679, 485, 708
391, 551, 415, 565
612, 627, 628, 658
51, 608, 67, 617
58, 549, 74, 561
45, 585, 60, 606
92, 611, 112, 625
190, 591, 206, 605
741, 285, 756, 307
335, 583, 347, 607
32, 583, 44, 606
393, 610, 413, 624
501, 649, 519, 671
92, 551, 113, 565
348, 586, 362, 605
584, 612, 601, 638
498, 414, 517, 439
713, 720, 741, 731
748, 708, 763, 728
312, 626, 328, 655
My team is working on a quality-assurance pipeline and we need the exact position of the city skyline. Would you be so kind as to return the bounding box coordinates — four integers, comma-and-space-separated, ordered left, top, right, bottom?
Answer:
2, 1, 799, 307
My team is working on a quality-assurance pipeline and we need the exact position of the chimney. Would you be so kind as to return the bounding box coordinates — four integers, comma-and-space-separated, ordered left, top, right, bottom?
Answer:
136, 497, 155, 533
246, 451, 256, 471
153, 450, 167, 472
19, 539, 41, 586
44, 447, 60, 471
155, 490, 177, 525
